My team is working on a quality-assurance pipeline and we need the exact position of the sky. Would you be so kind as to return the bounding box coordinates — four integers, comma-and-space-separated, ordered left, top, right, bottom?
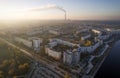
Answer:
0, 0, 120, 20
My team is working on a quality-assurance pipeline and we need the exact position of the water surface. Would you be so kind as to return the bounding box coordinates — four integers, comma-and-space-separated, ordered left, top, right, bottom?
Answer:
95, 40, 120, 78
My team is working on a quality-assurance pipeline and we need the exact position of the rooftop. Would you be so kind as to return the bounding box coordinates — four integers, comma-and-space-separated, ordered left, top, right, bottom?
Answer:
52, 44, 72, 52
76, 32, 90, 37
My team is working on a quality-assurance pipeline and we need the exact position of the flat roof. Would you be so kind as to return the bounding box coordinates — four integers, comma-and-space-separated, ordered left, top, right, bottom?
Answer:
52, 44, 72, 52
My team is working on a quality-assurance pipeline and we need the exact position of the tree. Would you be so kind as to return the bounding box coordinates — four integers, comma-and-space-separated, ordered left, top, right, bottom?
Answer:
8, 47, 11, 58
2, 60, 9, 65
9, 59, 16, 69
23, 63, 29, 69
0, 70, 4, 76
18, 63, 29, 74
0, 70, 4, 78
2, 59, 10, 70
64, 72, 71, 78
84, 40, 92, 46
0, 74, 4, 78
18, 64, 24, 71
0, 70, 3, 73
73, 45, 78, 49
8, 69, 15, 76
13, 76, 18, 78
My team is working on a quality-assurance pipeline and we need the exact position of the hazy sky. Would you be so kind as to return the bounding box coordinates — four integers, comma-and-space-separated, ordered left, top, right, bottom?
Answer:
0, 0, 120, 20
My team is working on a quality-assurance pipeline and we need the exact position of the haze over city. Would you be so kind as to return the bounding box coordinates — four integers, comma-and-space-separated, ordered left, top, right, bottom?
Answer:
0, 0, 120, 78
0, 0, 120, 20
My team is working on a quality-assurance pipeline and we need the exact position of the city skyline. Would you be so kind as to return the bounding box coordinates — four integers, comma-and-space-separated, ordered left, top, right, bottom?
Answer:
0, 0, 120, 20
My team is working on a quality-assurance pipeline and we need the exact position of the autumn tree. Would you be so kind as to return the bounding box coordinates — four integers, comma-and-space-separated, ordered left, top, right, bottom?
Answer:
18, 63, 29, 74
84, 40, 92, 46
8, 68, 15, 76
13, 76, 18, 78
0, 70, 4, 78
64, 72, 71, 78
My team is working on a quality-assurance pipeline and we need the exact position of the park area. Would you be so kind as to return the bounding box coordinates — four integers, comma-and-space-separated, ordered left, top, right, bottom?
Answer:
0, 40, 31, 78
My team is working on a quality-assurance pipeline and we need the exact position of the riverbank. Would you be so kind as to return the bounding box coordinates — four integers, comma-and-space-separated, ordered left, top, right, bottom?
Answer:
95, 40, 120, 78
93, 37, 120, 78
92, 45, 112, 77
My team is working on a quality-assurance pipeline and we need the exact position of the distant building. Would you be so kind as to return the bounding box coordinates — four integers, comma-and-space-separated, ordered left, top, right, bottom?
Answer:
49, 30, 60, 35
76, 29, 89, 34
110, 29, 120, 35
92, 29, 101, 34
26, 31, 42, 36
14, 37, 32, 48
81, 34, 91, 40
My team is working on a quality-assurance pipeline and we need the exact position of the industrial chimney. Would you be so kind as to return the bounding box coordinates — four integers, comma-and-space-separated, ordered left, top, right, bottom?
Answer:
65, 12, 67, 20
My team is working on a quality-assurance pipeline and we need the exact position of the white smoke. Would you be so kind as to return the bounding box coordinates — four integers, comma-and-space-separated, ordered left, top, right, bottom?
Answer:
29, 4, 66, 20
30, 4, 66, 12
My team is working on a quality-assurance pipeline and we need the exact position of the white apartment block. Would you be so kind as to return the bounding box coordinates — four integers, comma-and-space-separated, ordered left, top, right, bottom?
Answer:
14, 37, 32, 48
110, 29, 120, 35
49, 38, 78, 47
98, 35, 110, 40
46, 38, 81, 65
45, 47, 62, 60
92, 29, 101, 34
14, 37, 42, 52
26, 31, 42, 36
49, 30, 60, 35
79, 40, 103, 53
81, 34, 91, 40
76, 29, 89, 34
63, 49, 80, 65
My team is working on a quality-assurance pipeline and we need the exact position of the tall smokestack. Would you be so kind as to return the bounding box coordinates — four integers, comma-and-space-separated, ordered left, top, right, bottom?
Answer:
65, 11, 67, 20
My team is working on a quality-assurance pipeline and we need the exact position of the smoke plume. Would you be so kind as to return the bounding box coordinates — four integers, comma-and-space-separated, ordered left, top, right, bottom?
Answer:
30, 4, 65, 12
29, 4, 66, 20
